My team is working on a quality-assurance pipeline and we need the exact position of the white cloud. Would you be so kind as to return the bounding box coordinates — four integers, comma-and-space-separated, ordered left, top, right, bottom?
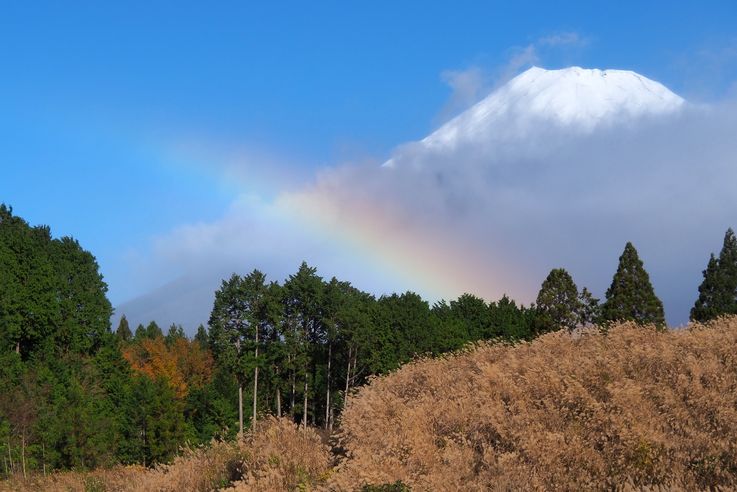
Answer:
438, 66, 487, 121
281, 94, 737, 326
117, 59, 737, 330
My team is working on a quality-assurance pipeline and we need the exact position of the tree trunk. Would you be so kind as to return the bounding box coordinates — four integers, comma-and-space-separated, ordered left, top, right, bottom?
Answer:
15, 342, 19, 354
344, 346, 352, 406
238, 383, 244, 437
142, 422, 147, 468
302, 374, 308, 428
290, 368, 295, 419
352, 351, 358, 385
325, 342, 332, 429
7, 437, 13, 474
276, 385, 282, 418
21, 434, 26, 480
252, 328, 259, 428
42, 442, 46, 477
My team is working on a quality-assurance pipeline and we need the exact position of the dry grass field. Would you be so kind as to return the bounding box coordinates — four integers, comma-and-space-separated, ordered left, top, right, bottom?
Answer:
0, 418, 331, 492
330, 318, 737, 490
4, 318, 737, 491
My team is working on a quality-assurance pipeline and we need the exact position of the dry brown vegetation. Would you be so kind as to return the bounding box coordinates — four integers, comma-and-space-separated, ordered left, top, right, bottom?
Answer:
5, 318, 737, 491
330, 318, 737, 490
0, 417, 331, 491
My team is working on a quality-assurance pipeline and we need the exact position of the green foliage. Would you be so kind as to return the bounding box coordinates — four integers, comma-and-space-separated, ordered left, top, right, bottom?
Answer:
34, 360, 118, 469
165, 324, 186, 347
691, 228, 737, 321
205, 259, 542, 430
0, 204, 134, 475
116, 315, 132, 342
535, 268, 581, 333
534, 268, 600, 332
184, 367, 238, 442
120, 375, 185, 466
210, 270, 272, 394
145, 321, 163, 340
50, 237, 113, 354
488, 295, 537, 341
194, 324, 209, 347
601, 242, 665, 326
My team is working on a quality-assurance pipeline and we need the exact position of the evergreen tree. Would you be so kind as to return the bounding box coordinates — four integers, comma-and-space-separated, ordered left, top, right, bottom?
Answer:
691, 229, 737, 321
0, 205, 58, 357
333, 287, 374, 414
165, 324, 186, 347
194, 324, 209, 347
50, 237, 113, 354
122, 375, 184, 466
145, 321, 162, 340
601, 242, 665, 325
209, 270, 269, 433
488, 295, 536, 340
134, 324, 146, 341
282, 263, 324, 427
447, 293, 491, 340
534, 268, 580, 332
116, 316, 132, 342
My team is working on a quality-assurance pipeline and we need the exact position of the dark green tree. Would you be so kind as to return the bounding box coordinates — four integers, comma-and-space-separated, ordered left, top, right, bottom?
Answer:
488, 295, 536, 340
0, 205, 58, 358
165, 324, 186, 347
50, 237, 113, 354
116, 315, 132, 343
691, 228, 737, 321
535, 268, 580, 333
0, 204, 131, 473
133, 324, 146, 341
209, 270, 269, 434
447, 293, 491, 340
601, 242, 665, 325
145, 321, 162, 340
122, 375, 184, 466
282, 262, 324, 426
194, 324, 209, 347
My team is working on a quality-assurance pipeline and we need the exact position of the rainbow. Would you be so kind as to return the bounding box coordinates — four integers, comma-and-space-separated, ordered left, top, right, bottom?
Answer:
277, 185, 524, 303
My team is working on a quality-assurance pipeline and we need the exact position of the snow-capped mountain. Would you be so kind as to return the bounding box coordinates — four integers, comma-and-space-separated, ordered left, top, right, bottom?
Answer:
387, 67, 684, 164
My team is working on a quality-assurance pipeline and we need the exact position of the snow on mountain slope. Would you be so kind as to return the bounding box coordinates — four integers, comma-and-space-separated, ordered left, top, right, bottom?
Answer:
387, 67, 684, 164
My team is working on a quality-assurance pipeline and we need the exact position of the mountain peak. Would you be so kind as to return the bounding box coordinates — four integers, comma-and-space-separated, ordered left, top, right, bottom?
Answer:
420, 66, 685, 152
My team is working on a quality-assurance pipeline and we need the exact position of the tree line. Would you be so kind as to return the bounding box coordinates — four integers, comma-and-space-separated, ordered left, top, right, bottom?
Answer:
2, 202, 737, 476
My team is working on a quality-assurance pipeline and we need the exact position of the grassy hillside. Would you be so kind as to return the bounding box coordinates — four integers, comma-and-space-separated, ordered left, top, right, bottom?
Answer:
330, 318, 737, 490
4, 318, 737, 491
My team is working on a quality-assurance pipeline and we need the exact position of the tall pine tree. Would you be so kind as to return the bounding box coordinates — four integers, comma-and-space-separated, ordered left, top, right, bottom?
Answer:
116, 315, 132, 342
601, 242, 665, 325
691, 228, 737, 321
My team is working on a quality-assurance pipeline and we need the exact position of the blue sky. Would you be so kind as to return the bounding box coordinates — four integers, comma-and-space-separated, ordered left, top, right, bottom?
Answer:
2, 1, 737, 325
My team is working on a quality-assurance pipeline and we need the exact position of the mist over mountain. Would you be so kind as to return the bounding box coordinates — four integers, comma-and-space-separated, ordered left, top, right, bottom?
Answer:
118, 66, 737, 330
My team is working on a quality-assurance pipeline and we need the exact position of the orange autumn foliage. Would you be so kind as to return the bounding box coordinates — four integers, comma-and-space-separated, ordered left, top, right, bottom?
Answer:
123, 337, 214, 399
